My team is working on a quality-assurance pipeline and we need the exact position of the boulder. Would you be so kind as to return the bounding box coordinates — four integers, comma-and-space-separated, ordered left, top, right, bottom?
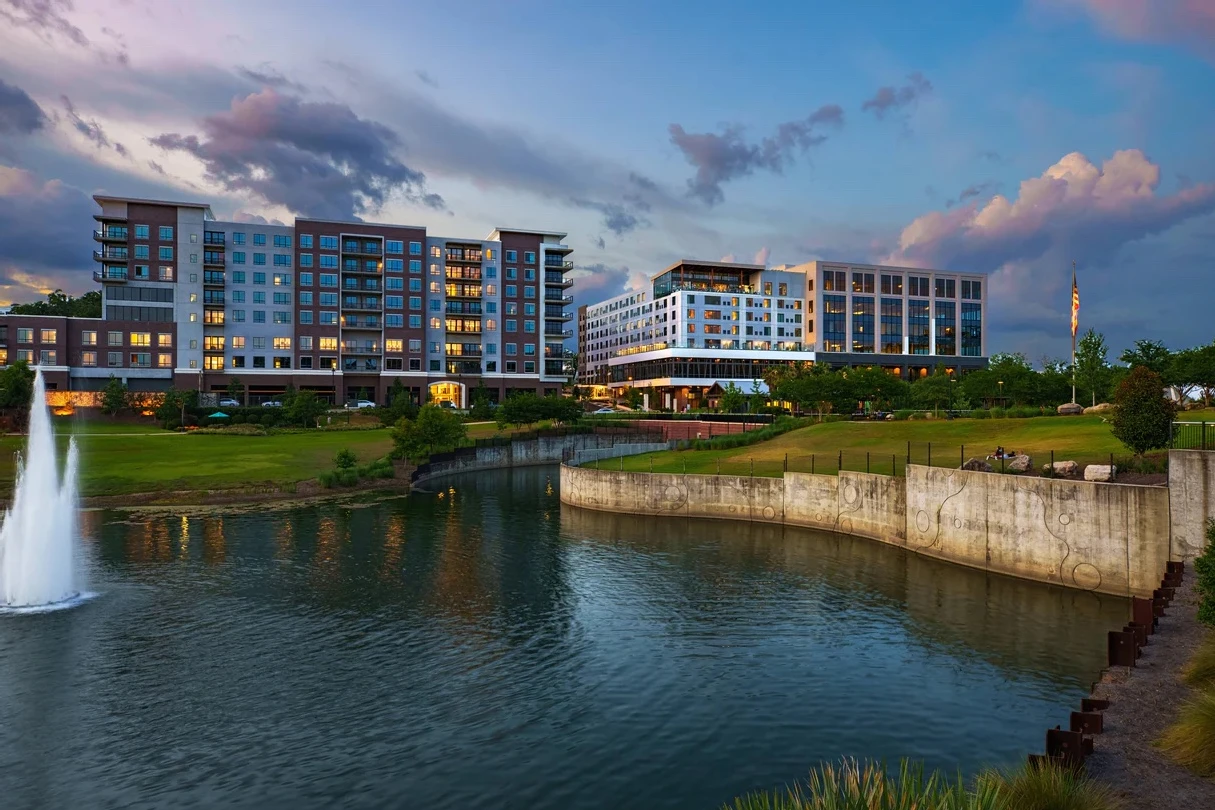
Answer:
1042, 460, 1080, 478
961, 458, 994, 473
1006, 454, 1033, 473
1083, 403, 1113, 414
1084, 464, 1117, 482
1057, 403, 1084, 415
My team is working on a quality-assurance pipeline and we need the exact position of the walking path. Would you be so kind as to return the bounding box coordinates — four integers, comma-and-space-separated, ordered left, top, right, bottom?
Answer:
1085, 576, 1215, 808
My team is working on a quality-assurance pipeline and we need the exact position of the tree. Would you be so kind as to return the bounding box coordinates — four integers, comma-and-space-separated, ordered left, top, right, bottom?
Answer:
101, 374, 127, 417
280, 382, 298, 409
846, 367, 909, 411
622, 387, 643, 410
496, 392, 543, 428
155, 387, 185, 427
287, 390, 327, 427
0, 361, 35, 430
468, 383, 494, 420
391, 405, 467, 460
227, 377, 246, 404
718, 382, 746, 413
1169, 344, 1215, 407
334, 448, 358, 469
387, 378, 406, 406
1074, 328, 1110, 407
911, 367, 955, 414
9, 289, 102, 318
1119, 339, 1172, 377
538, 394, 582, 425
1110, 366, 1176, 456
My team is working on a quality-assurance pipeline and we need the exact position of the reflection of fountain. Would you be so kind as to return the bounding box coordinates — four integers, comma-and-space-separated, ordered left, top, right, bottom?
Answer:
0, 369, 89, 612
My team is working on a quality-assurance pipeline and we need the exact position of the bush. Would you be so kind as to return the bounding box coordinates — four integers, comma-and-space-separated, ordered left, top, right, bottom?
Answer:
1159, 690, 1215, 777
978, 760, 1121, 809
1111, 365, 1176, 455
1183, 636, 1215, 689
971, 408, 991, 419
231, 415, 245, 425
893, 409, 915, 421
684, 417, 811, 451
989, 407, 1006, 419
1196, 519, 1215, 627
334, 448, 357, 470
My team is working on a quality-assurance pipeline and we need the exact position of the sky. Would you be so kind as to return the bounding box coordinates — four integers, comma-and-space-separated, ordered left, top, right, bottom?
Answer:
0, 0, 1213, 363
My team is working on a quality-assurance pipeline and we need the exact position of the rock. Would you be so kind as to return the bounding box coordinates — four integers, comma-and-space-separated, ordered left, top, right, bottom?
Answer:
1057, 403, 1084, 415
1006, 454, 1033, 473
1084, 464, 1117, 482
961, 458, 993, 473
1083, 403, 1113, 414
1042, 460, 1080, 478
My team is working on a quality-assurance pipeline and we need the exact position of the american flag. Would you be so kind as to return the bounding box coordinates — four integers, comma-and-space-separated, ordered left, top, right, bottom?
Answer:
1071, 265, 1079, 338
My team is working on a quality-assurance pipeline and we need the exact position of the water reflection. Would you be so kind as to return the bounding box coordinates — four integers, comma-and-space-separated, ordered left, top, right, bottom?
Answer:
0, 467, 1126, 810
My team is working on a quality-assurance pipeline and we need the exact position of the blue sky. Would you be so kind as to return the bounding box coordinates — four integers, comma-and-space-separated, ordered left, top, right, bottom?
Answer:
1, 0, 1213, 362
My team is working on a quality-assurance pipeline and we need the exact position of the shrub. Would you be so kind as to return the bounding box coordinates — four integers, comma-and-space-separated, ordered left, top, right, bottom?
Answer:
989, 407, 1006, 419
334, 448, 358, 470
318, 471, 336, 489
337, 469, 359, 487
1183, 636, 1215, 689
971, 408, 991, 419
979, 761, 1121, 809
1196, 519, 1215, 627
893, 409, 915, 421
1111, 365, 1176, 455
231, 415, 245, 425
1159, 690, 1215, 777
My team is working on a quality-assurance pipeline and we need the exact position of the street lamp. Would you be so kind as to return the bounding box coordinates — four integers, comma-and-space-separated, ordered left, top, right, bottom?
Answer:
997, 379, 1004, 405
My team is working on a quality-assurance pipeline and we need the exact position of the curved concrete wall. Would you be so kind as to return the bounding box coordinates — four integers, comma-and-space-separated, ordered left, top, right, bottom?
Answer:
560, 461, 1176, 598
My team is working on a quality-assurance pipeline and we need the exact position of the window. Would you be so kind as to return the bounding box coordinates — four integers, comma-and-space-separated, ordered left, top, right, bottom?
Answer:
231, 310, 245, 322
320, 311, 338, 325
130, 352, 151, 368
409, 315, 422, 329
909, 276, 930, 297
823, 270, 847, 291
81, 351, 97, 367
505, 343, 517, 356
299, 235, 313, 249
778, 283, 788, 297
506, 267, 517, 280
524, 285, 535, 299
134, 244, 150, 260
253, 272, 266, 285
189, 254, 198, 265
134, 265, 150, 281
387, 295, 404, 309
486, 266, 497, 279
524, 251, 535, 264
253, 233, 266, 246
881, 274, 904, 295
271, 337, 291, 350
130, 332, 151, 347
299, 291, 314, 306
935, 278, 956, 299
253, 253, 266, 266
429, 299, 441, 312
204, 336, 225, 351
299, 311, 314, 324
39, 350, 56, 365
505, 249, 517, 262
230, 356, 246, 369
505, 360, 517, 373
822, 295, 847, 352
159, 266, 174, 281
409, 259, 421, 273
159, 226, 173, 240
320, 272, 338, 287
273, 312, 289, 324
386, 240, 403, 254
274, 255, 291, 267
232, 233, 246, 245
274, 292, 290, 305
254, 311, 266, 324
851, 296, 875, 353
156, 353, 171, 368
253, 357, 266, 369
524, 361, 536, 374
38, 328, 56, 343
232, 271, 247, 285
273, 235, 291, 248
385, 259, 403, 272
429, 317, 441, 330
961, 302, 983, 357
505, 319, 517, 332
935, 301, 956, 355
524, 267, 535, 281
523, 343, 536, 356
385, 339, 403, 352
158, 333, 172, 347
158, 246, 173, 261
852, 272, 875, 294
231, 252, 246, 265
524, 303, 536, 316
253, 291, 266, 305
320, 236, 338, 250
134, 225, 149, 240
908, 299, 930, 354
300, 272, 313, 286
383, 314, 402, 328
107, 331, 122, 346
107, 351, 122, 367
485, 319, 497, 331
232, 290, 246, 303
524, 320, 536, 333
962, 279, 982, 300
299, 254, 313, 268
410, 241, 422, 255
486, 302, 497, 314
408, 339, 421, 352
403, 296, 417, 310
320, 292, 338, 306
80, 330, 97, 346
299, 356, 313, 369
506, 284, 517, 297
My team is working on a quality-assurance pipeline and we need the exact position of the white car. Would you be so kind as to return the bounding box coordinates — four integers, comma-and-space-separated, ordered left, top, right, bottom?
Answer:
345, 400, 376, 409
218, 398, 240, 407
261, 400, 282, 408
593, 407, 616, 414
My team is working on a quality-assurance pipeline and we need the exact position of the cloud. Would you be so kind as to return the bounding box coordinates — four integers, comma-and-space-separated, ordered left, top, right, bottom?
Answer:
150, 88, 445, 220
1041, 0, 1215, 59
0, 164, 97, 304
61, 94, 129, 156
886, 149, 1215, 354
569, 262, 649, 315
945, 180, 999, 208
978, 150, 1004, 163
0, 78, 46, 134
753, 246, 771, 266
232, 210, 286, 226
668, 104, 844, 205
237, 65, 307, 92
572, 195, 650, 236
415, 70, 438, 88
861, 72, 932, 119
1, 0, 128, 64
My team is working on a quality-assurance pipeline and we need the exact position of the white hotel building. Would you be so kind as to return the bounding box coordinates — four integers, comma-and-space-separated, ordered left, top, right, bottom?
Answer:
578, 259, 987, 411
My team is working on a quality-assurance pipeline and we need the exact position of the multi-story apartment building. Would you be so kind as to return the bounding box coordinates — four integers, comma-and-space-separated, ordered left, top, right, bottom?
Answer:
2, 195, 574, 406
581, 259, 987, 410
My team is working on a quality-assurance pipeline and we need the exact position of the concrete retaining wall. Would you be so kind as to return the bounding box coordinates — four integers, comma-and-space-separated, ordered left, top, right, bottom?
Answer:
414, 436, 671, 486
561, 459, 1188, 598
1169, 450, 1215, 559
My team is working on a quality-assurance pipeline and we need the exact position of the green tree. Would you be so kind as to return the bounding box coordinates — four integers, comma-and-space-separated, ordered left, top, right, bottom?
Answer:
718, 382, 747, 413
911, 367, 955, 414
226, 377, 245, 404
1119, 339, 1172, 377
622, 387, 643, 410
468, 383, 494, 420
101, 374, 127, 417
1074, 328, 1110, 407
0, 361, 36, 430
392, 405, 468, 460
155, 387, 184, 427
496, 392, 543, 428
287, 390, 327, 427
1169, 343, 1215, 407
847, 367, 909, 411
9, 289, 102, 318
538, 394, 582, 425
1110, 366, 1176, 456
387, 378, 406, 406
334, 448, 358, 469
280, 382, 298, 409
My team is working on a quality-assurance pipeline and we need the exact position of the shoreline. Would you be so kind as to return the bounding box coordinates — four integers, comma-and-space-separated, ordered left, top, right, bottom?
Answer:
64, 476, 413, 510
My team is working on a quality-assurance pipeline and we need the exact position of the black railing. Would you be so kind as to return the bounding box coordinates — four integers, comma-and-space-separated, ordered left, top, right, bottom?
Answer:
203, 233, 226, 245
1171, 421, 1212, 450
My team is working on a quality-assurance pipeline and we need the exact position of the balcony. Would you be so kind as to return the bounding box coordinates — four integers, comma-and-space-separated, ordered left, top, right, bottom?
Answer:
93, 269, 128, 283
341, 342, 381, 354
341, 316, 381, 330
203, 233, 226, 246
445, 349, 483, 358
203, 252, 225, 267
93, 248, 129, 262
445, 302, 483, 315
342, 242, 382, 257
446, 287, 482, 299
544, 310, 573, 322
544, 272, 574, 288
343, 280, 381, 292
445, 249, 483, 263
446, 360, 482, 375
93, 227, 128, 242
544, 293, 573, 305
203, 271, 226, 286
544, 259, 574, 270
342, 297, 382, 311
445, 327, 482, 336
342, 260, 382, 274
544, 360, 567, 376
343, 358, 381, 372
544, 328, 573, 338
445, 268, 482, 281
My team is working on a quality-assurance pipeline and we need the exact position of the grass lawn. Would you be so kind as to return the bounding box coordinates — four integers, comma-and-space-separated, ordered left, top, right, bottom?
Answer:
591, 415, 1133, 478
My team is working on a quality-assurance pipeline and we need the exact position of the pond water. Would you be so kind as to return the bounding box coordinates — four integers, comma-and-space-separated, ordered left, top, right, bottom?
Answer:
0, 466, 1126, 810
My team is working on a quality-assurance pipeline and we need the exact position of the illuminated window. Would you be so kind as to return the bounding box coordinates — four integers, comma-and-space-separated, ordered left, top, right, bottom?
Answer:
130, 332, 151, 347
273, 337, 292, 350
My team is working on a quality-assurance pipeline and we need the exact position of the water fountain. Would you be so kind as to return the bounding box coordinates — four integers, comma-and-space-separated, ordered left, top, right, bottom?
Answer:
0, 368, 88, 612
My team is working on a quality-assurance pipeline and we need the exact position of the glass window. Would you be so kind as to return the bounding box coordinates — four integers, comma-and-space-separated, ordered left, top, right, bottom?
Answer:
253, 272, 266, 285
273, 234, 291, 248
253, 253, 266, 266
409, 259, 421, 274
81, 330, 97, 346
159, 266, 174, 281
81, 351, 97, 367
107, 351, 122, 367
273, 273, 291, 286
134, 225, 149, 240
320, 236, 338, 250
253, 233, 266, 246
320, 311, 338, 325
232, 252, 246, 265
851, 296, 874, 353
273, 255, 291, 267
320, 255, 338, 269
822, 295, 847, 352
524, 252, 535, 264
158, 353, 172, 368
39, 350, 57, 365
386, 241, 403, 254
881, 298, 903, 354
39, 329, 56, 343
852, 272, 874, 294
409, 315, 422, 329
134, 244, 150, 260
935, 278, 956, 299
299, 254, 313, 268
961, 302, 982, 357
300, 272, 313, 286
299, 311, 314, 324
231, 233, 246, 245
505, 250, 517, 262
935, 301, 956, 355
158, 246, 173, 261
409, 241, 422, 255
159, 226, 173, 240
881, 274, 904, 295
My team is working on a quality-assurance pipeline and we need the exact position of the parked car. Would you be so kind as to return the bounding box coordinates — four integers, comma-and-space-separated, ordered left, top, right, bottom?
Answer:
218, 398, 240, 407
437, 401, 457, 409
593, 407, 616, 414
261, 400, 282, 408
345, 400, 376, 409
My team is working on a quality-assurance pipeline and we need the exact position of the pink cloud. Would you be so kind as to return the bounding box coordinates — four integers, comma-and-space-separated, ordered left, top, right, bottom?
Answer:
753, 246, 771, 266
1043, 0, 1215, 57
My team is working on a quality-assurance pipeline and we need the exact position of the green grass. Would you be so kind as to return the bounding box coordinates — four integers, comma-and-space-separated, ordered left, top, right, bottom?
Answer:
725, 759, 1118, 810
591, 414, 1129, 478
1182, 636, 1215, 690
1159, 690, 1215, 777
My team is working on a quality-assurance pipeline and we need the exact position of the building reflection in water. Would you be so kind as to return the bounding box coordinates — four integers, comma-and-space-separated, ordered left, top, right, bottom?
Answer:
202, 517, 225, 565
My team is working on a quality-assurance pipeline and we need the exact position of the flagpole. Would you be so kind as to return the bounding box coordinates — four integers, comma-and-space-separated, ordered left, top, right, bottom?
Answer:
1071, 260, 1077, 405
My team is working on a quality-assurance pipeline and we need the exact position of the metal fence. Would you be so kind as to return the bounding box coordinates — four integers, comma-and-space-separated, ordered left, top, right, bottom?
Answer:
1171, 421, 1212, 451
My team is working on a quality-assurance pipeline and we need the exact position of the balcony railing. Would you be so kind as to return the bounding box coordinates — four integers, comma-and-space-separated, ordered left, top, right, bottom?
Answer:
341, 316, 381, 329
446, 287, 482, 299
343, 280, 381, 292
343, 359, 381, 372
445, 302, 483, 315
342, 242, 382, 256
544, 293, 573, 304
94, 227, 128, 242
93, 248, 129, 262
203, 233, 226, 246
445, 349, 483, 357
203, 294, 225, 306
445, 249, 483, 262
544, 273, 574, 287
341, 343, 381, 354
93, 269, 128, 283
544, 259, 574, 269
203, 271, 226, 285
343, 260, 381, 273
342, 297, 381, 311
544, 328, 573, 338
203, 252, 225, 266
